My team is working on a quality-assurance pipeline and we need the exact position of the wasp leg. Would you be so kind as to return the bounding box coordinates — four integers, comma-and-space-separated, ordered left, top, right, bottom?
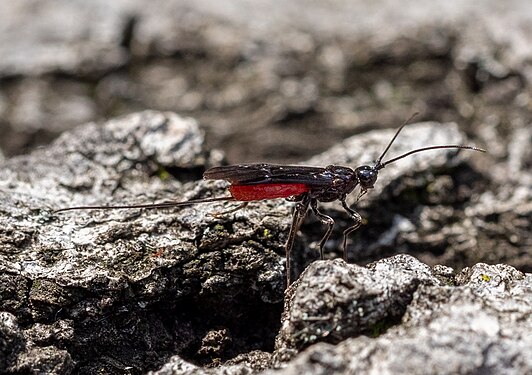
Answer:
310, 199, 335, 260
340, 199, 362, 262
356, 189, 368, 203
285, 194, 310, 286
209, 202, 249, 218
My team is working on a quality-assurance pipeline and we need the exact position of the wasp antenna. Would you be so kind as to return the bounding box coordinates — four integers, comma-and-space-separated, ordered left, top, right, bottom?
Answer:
54, 196, 235, 213
378, 145, 485, 169
374, 112, 420, 168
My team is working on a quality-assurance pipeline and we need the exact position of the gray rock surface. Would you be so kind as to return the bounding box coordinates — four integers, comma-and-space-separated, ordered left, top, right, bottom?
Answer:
275, 256, 438, 352
1, 110, 529, 374
145, 257, 532, 375
0, 111, 288, 373
263, 259, 531, 375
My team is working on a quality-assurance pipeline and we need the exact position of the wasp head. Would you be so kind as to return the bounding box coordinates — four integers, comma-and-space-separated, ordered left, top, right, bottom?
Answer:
355, 165, 378, 190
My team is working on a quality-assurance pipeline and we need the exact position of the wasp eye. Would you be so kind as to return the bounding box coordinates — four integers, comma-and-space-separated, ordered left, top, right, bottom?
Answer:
356, 166, 378, 189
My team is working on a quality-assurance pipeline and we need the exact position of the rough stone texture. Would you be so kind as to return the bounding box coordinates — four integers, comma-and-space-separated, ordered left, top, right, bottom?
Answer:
275, 256, 439, 353
260, 260, 531, 375
1, 110, 529, 374
148, 351, 273, 375
0, 111, 289, 373
145, 258, 532, 375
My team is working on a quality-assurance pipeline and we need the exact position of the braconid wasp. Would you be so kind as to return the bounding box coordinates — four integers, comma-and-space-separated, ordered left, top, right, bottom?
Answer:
55, 114, 485, 285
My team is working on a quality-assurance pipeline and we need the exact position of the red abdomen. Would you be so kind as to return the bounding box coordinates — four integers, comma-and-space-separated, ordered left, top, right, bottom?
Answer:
229, 183, 309, 201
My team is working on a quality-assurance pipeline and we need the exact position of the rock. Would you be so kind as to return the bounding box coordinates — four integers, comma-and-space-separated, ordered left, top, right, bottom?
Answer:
0, 312, 25, 372
148, 351, 272, 375
265, 259, 531, 375
11, 346, 74, 375
144, 258, 532, 375
1, 0, 531, 167
274, 256, 439, 353
0, 311, 75, 374
1, 108, 529, 373
0, 1, 130, 78
0, 111, 287, 373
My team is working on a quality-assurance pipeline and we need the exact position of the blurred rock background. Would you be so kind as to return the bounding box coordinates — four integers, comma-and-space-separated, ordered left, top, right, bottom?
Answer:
0, 0, 529, 162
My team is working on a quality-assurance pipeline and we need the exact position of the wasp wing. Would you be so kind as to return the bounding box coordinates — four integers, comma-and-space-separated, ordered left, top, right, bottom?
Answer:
204, 164, 333, 187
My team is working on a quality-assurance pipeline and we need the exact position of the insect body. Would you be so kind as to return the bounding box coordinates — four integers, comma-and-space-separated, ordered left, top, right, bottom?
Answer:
203, 163, 368, 282
55, 115, 485, 285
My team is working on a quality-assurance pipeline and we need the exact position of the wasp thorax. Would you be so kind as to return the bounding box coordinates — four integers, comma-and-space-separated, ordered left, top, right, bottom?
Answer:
355, 165, 378, 189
